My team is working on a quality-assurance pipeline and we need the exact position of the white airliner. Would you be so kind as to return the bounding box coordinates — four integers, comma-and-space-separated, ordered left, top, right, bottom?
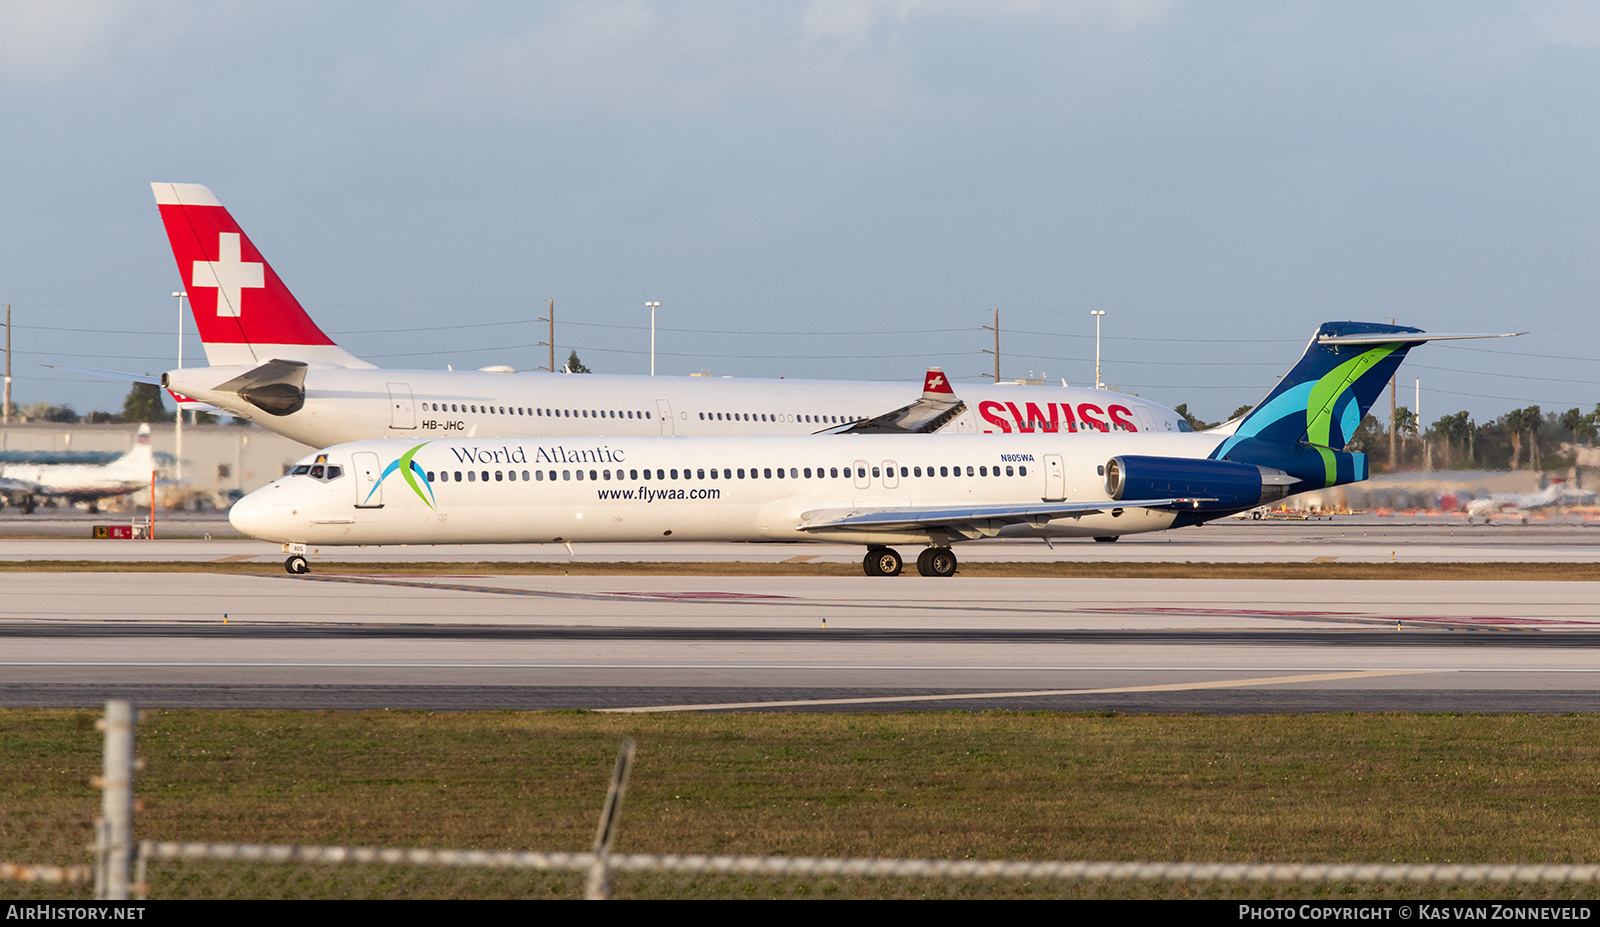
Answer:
0, 424, 157, 514
149, 183, 1190, 447
228, 322, 1517, 575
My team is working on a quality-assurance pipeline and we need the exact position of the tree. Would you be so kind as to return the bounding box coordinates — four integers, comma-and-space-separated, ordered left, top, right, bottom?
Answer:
121, 383, 168, 423
1560, 407, 1597, 445
565, 350, 592, 374
1227, 404, 1253, 422
1345, 414, 1385, 455
1172, 403, 1217, 431
1430, 411, 1472, 469
22, 402, 78, 423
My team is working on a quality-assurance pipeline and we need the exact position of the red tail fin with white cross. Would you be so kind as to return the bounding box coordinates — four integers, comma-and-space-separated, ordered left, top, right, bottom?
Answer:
151, 183, 371, 369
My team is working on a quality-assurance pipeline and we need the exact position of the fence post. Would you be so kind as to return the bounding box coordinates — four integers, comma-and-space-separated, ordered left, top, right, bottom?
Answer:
93, 700, 135, 901
585, 737, 636, 900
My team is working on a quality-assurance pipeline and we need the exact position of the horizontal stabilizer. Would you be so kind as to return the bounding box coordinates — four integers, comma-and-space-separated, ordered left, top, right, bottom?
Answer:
825, 366, 968, 435
42, 364, 162, 386
1317, 331, 1524, 345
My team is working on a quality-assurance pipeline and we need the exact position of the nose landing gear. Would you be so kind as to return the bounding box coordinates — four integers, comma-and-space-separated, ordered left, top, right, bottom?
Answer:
285, 554, 309, 574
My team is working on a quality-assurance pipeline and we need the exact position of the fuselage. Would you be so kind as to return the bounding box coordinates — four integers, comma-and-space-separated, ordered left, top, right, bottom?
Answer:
164, 365, 1190, 448
230, 431, 1229, 549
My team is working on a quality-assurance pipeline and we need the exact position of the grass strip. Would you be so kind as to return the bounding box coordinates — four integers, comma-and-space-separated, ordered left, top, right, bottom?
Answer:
9, 709, 1600, 898
0, 559, 1595, 580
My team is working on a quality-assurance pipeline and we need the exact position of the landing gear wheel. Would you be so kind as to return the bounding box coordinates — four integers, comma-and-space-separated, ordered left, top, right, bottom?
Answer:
863, 547, 902, 577
285, 554, 310, 575
1092, 535, 1119, 543
917, 547, 958, 577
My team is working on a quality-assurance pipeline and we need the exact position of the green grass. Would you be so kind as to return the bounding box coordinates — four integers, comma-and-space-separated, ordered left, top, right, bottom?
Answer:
8, 710, 1600, 898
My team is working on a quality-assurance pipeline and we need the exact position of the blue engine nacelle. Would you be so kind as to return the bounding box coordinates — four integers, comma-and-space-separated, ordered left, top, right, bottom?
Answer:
1104, 455, 1272, 511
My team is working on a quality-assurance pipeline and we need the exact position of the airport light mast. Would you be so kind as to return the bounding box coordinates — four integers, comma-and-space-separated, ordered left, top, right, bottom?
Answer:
173, 291, 186, 484
1091, 310, 1106, 389
646, 301, 660, 375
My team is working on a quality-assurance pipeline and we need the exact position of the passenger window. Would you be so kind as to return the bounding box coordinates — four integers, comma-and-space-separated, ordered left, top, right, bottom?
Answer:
737, 469, 745, 479
697, 469, 706, 479
508, 470, 516, 481
830, 468, 838, 478
535, 471, 544, 481
723, 469, 731, 479
1019, 466, 1028, 476
426, 471, 435, 482
588, 470, 597, 480
939, 466, 948, 477
495, 471, 503, 481
454, 471, 462, 481
763, 468, 772, 478
671, 469, 679, 480
1006, 466, 1014, 476
980, 466, 987, 476
467, 471, 475, 482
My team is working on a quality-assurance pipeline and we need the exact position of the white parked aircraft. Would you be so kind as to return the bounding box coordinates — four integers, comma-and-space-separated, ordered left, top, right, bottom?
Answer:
150, 182, 1190, 447
0, 424, 157, 514
1464, 481, 1598, 522
229, 322, 1516, 575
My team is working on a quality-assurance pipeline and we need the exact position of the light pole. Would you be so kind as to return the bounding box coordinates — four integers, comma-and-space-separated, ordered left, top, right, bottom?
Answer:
1090, 310, 1106, 389
646, 302, 660, 375
172, 291, 187, 484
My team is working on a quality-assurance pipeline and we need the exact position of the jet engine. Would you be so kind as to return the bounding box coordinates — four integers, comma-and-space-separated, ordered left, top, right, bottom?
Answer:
1104, 455, 1293, 511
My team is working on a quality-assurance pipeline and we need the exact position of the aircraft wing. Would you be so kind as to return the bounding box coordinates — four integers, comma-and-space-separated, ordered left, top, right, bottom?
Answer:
0, 476, 46, 495
796, 497, 1197, 536
819, 366, 968, 435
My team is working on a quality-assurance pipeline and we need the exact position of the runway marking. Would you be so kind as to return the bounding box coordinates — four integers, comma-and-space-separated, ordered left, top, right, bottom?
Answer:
208, 555, 258, 562
1310, 556, 1338, 563
602, 670, 1447, 713
782, 556, 819, 563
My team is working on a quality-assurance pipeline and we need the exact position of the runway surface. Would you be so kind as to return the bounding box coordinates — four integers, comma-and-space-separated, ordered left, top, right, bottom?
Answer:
3, 561, 1599, 712
3, 514, 1600, 564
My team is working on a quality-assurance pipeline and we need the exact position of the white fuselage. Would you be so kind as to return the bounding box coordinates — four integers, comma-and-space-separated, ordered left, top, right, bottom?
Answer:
165, 366, 1188, 448
230, 431, 1228, 549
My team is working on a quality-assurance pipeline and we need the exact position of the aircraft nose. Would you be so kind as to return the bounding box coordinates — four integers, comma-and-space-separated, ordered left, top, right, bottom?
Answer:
228, 490, 264, 537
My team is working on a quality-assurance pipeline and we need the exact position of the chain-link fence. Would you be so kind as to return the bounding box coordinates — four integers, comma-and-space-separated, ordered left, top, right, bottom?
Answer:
8, 702, 1600, 901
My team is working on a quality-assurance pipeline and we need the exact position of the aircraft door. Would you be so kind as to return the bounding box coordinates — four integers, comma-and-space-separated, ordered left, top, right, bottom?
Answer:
1133, 406, 1157, 432
881, 460, 899, 489
655, 399, 674, 436
853, 460, 870, 491
387, 383, 416, 429
353, 451, 383, 508
1043, 454, 1066, 501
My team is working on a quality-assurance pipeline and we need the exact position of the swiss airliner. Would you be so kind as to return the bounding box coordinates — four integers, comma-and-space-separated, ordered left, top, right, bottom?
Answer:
229, 322, 1515, 576
150, 183, 1188, 446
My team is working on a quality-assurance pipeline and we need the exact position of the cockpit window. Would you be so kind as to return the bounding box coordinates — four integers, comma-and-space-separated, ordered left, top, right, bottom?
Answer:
293, 462, 345, 482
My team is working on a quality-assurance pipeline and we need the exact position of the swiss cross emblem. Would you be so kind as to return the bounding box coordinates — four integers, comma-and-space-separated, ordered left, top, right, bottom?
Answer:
191, 232, 265, 318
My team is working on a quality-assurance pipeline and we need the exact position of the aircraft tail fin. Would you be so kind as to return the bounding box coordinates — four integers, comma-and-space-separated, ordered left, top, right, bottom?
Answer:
151, 183, 372, 369
1212, 321, 1482, 488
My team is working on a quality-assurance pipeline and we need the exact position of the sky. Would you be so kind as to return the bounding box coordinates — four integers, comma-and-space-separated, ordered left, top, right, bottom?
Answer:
1, 0, 1597, 427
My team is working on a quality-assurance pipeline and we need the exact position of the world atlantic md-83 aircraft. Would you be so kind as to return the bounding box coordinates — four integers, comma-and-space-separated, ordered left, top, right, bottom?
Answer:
150, 182, 1189, 446
229, 321, 1515, 576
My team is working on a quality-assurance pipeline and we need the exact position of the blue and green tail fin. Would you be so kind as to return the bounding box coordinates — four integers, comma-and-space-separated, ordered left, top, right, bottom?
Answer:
1211, 321, 1425, 487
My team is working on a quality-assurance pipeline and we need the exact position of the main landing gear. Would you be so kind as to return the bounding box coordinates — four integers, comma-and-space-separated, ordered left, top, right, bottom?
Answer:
861, 546, 958, 577
285, 554, 309, 574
